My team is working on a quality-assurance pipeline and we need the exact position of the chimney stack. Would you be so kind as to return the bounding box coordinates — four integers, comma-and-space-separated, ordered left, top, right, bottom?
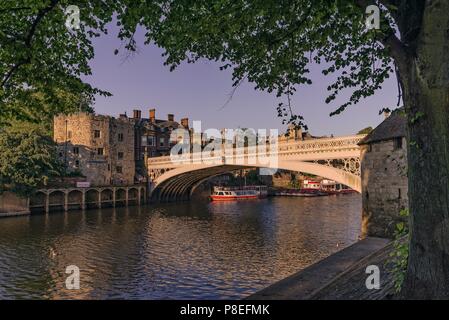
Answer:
133, 109, 141, 119
149, 109, 156, 123
181, 118, 189, 128
168, 114, 174, 122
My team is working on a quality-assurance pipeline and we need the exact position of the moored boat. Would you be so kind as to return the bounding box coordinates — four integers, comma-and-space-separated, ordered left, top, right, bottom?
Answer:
210, 186, 268, 201
276, 188, 328, 197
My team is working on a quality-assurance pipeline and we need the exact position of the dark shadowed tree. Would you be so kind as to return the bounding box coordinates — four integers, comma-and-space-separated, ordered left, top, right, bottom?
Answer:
0, 122, 63, 196
0, 0, 113, 125
2, 0, 449, 298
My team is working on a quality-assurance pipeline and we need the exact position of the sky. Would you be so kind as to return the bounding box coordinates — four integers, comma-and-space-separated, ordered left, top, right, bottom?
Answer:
85, 24, 400, 137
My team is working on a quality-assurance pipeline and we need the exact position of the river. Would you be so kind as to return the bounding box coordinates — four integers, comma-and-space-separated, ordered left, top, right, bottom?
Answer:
0, 195, 361, 299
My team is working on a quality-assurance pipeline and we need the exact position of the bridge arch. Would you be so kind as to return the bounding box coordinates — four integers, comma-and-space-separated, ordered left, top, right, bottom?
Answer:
150, 160, 361, 202
67, 189, 83, 210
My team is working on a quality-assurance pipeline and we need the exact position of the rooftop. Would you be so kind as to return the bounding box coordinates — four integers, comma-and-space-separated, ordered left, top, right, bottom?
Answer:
358, 109, 406, 145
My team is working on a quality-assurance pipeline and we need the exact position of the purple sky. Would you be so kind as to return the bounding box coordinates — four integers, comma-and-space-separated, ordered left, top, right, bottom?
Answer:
86, 25, 399, 137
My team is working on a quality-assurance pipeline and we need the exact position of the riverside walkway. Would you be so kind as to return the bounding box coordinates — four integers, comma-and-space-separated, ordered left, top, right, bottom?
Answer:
248, 237, 396, 300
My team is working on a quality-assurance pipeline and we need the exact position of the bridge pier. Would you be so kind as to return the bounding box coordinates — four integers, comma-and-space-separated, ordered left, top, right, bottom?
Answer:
64, 192, 69, 212
98, 191, 102, 209
81, 191, 86, 210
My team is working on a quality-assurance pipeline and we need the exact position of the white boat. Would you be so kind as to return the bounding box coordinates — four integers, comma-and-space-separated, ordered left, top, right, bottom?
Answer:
210, 186, 268, 201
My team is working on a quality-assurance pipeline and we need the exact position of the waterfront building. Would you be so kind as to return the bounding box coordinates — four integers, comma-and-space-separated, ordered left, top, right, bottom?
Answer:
359, 109, 408, 238
53, 109, 190, 187
54, 113, 135, 186
129, 109, 189, 180
131, 108, 189, 160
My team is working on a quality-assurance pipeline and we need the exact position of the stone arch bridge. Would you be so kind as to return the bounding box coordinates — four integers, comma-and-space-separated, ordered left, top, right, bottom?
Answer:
148, 135, 366, 202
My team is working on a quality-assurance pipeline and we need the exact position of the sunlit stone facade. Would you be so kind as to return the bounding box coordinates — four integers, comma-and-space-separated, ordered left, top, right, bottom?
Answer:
359, 110, 408, 238
54, 113, 135, 186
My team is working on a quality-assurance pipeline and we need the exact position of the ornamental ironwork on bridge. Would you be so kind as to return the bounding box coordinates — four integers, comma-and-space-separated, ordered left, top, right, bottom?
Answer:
147, 134, 366, 202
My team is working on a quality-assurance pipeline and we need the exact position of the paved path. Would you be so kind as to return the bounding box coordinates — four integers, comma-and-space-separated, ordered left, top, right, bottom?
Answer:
248, 237, 394, 300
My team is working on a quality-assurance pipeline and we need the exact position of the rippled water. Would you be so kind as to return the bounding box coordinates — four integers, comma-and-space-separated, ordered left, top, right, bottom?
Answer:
0, 195, 361, 299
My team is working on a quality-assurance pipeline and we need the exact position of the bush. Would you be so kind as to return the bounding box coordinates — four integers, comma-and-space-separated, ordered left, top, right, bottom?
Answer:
389, 208, 410, 293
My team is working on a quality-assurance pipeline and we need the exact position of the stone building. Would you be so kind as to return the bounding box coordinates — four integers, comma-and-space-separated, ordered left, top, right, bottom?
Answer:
130, 108, 189, 160
54, 113, 135, 186
54, 109, 189, 186
128, 109, 189, 181
359, 110, 408, 238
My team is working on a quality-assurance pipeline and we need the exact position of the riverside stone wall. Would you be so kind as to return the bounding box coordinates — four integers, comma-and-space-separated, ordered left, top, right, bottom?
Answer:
0, 192, 29, 216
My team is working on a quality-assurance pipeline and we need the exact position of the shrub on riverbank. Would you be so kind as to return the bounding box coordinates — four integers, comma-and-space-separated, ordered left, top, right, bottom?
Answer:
389, 209, 410, 293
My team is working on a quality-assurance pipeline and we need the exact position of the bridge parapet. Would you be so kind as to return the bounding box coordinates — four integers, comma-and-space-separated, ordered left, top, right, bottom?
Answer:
147, 135, 366, 167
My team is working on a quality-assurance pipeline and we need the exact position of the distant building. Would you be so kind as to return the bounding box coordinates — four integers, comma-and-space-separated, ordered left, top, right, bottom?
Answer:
54, 113, 135, 186
278, 124, 327, 143
358, 109, 408, 238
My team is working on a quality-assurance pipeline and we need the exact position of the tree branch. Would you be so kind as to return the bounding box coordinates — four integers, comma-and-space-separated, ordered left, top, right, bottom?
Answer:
354, 0, 410, 77
1, 0, 60, 89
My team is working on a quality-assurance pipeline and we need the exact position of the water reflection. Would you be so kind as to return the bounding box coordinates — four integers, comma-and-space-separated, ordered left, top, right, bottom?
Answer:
0, 195, 361, 299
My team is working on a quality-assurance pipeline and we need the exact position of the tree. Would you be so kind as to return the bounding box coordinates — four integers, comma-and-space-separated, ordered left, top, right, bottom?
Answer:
289, 173, 300, 189
357, 127, 374, 135
0, 122, 63, 197
115, 0, 446, 299
2, 89, 94, 132
0, 0, 112, 125
2, 0, 449, 298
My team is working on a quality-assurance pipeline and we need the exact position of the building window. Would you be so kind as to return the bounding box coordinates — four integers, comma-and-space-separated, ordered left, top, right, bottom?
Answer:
73, 147, 79, 155
141, 136, 148, 146
94, 130, 101, 139
97, 148, 104, 155
148, 136, 155, 146
118, 133, 124, 142
116, 166, 123, 173
394, 137, 403, 150
368, 144, 373, 152
118, 152, 124, 159
398, 188, 402, 199
160, 137, 165, 147
75, 160, 80, 168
